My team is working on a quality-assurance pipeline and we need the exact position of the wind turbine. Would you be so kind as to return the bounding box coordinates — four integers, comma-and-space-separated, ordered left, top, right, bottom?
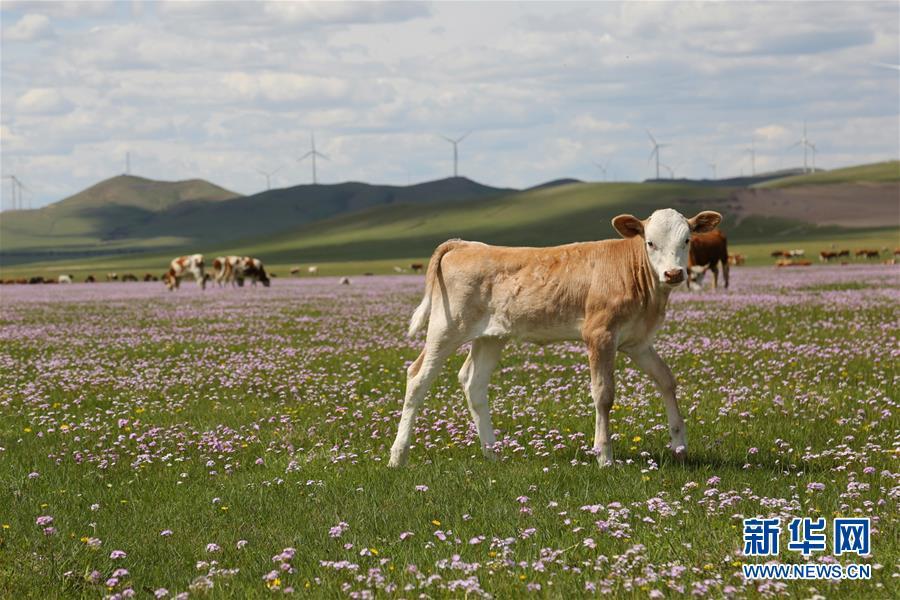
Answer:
2, 175, 25, 210
788, 122, 815, 173
646, 130, 669, 180
256, 165, 283, 191
440, 131, 471, 178
871, 61, 900, 71
659, 163, 675, 179
298, 133, 329, 184
593, 159, 611, 181
125, 151, 131, 175
744, 141, 757, 176
707, 158, 717, 180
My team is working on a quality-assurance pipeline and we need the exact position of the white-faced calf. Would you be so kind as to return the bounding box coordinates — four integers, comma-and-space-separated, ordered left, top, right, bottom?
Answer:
389, 208, 722, 467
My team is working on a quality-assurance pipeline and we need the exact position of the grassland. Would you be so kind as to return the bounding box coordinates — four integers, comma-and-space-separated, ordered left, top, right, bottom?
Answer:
1, 266, 897, 598
756, 161, 900, 189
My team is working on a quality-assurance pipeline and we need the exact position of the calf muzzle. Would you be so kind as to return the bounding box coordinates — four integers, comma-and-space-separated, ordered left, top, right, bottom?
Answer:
664, 269, 685, 284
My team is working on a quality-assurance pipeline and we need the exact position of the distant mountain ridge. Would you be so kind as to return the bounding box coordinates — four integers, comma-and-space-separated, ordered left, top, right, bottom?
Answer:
0, 175, 514, 261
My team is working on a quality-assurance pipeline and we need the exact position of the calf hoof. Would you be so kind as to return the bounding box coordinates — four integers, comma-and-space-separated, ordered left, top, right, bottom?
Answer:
388, 448, 409, 468
482, 447, 498, 462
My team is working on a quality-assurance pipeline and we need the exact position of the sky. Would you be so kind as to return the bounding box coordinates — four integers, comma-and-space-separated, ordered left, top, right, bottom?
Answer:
1, 1, 898, 210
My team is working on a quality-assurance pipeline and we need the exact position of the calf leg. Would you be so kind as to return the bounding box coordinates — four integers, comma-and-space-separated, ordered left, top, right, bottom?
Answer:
710, 264, 719, 289
389, 341, 455, 467
722, 261, 730, 289
587, 335, 616, 466
629, 346, 686, 459
458, 337, 505, 460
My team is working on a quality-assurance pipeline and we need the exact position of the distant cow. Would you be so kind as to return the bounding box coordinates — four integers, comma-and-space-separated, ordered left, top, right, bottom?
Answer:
389, 208, 723, 468
85, 275, 96, 283
164, 254, 206, 291
308, 266, 319, 275
121, 273, 138, 282
28, 276, 45, 284
143, 273, 157, 282
788, 249, 805, 257
688, 229, 729, 289
290, 267, 301, 276
410, 263, 424, 273
819, 251, 838, 262
837, 250, 850, 257
106, 273, 118, 281
727, 254, 745, 266
58, 275, 73, 284
776, 259, 812, 267
235, 257, 271, 287
339, 276, 351, 285
770, 250, 789, 258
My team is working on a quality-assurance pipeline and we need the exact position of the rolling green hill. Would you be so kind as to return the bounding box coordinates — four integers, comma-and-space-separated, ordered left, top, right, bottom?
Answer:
0, 175, 241, 252
1, 163, 897, 279
0, 176, 511, 264
755, 160, 900, 188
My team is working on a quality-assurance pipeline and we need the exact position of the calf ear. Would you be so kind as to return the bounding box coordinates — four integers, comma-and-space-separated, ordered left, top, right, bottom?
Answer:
612, 214, 644, 238
688, 211, 722, 233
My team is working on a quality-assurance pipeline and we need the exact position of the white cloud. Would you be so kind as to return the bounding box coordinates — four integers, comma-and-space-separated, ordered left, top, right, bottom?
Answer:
4, 13, 53, 41
15, 88, 72, 114
0, 1, 898, 208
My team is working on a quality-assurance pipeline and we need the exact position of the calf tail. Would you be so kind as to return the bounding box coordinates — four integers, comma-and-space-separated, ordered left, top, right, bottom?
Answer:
407, 240, 462, 337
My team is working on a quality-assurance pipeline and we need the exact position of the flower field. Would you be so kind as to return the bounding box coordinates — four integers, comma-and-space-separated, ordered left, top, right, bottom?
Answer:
1, 266, 897, 598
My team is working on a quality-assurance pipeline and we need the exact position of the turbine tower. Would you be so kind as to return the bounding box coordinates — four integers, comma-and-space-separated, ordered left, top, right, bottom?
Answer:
125, 151, 131, 175
256, 165, 283, 191
789, 122, 815, 173
440, 131, 471, 178
646, 130, 669, 180
298, 133, 329, 184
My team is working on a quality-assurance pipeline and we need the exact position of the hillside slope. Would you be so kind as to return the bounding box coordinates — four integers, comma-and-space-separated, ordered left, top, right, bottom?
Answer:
0, 176, 512, 261
0, 175, 240, 251
755, 161, 900, 188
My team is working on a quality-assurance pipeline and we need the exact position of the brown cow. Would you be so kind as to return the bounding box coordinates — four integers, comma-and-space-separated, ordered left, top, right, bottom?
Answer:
388, 208, 722, 468
688, 230, 729, 289
410, 263, 424, 273
819, 251, 838, 262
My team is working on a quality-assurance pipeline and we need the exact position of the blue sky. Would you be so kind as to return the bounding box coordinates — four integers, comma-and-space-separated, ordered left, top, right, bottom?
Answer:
1, 1, 898, 209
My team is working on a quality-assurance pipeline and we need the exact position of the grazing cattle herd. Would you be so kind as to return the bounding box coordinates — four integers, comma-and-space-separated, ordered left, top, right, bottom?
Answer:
2, 235, 898, 287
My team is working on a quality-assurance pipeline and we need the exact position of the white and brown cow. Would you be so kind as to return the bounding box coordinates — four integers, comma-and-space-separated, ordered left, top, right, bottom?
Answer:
235, 257, 270, 287
388, 208, 722, 468
163, 254, 206, 291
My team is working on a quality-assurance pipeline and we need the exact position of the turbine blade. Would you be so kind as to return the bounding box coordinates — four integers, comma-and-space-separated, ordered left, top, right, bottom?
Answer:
271, 165, 284, 175
457, 130, 472, 143
646, 129, 657, 145
316, 152, 330, 161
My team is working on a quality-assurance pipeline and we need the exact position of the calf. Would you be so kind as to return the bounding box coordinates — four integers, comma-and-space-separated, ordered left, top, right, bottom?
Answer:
163, 254, 206, 291
389, 208, 722, 467
688, 229, 729, 289
58, 275, 73, 284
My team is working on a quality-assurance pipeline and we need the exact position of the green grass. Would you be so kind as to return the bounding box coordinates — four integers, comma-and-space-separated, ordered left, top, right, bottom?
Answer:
0, 269, 896, 597
756, 161, 900, 188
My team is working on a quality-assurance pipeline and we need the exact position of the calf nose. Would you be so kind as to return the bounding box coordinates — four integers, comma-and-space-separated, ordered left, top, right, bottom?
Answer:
665, 268, 685, 284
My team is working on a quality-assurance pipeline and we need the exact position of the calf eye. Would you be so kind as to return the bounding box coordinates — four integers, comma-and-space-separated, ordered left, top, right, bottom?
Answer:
685, 239, 690, 245
647, 241, 655, 249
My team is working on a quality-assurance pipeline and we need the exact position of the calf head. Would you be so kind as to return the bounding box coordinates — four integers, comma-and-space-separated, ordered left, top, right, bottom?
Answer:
613, 208, 722, 286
